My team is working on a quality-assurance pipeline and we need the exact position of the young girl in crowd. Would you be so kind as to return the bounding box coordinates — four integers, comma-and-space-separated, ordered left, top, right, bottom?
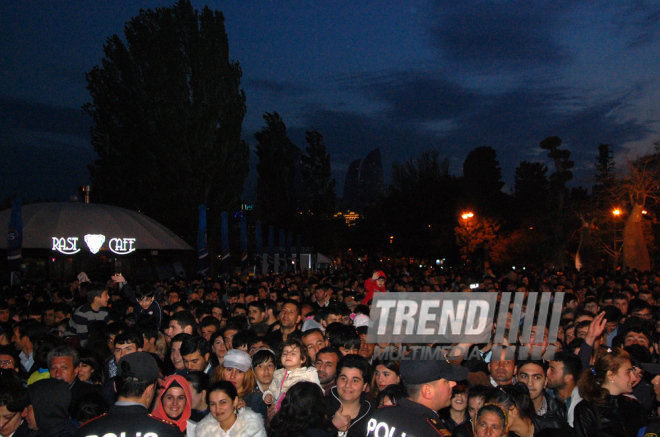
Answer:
263, 338, 321, 411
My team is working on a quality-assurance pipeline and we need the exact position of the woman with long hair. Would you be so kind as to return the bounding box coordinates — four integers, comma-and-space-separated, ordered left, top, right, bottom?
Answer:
369, 360, 400, 401
77, 348, 105, 385
269, 381, 337, 437
574, 348, 647, 437
487, 383, 564, 436
209, 331, 227, 367
152, 374, 195, 437
211, 348, 266, 419
195, 381, 266, 437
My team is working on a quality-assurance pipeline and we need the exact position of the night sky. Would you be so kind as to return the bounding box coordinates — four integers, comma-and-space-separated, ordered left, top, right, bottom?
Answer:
2, 1, 659, 202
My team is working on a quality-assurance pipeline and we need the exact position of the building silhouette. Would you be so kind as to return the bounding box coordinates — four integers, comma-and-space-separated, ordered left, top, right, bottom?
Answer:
341, 148, 384, 211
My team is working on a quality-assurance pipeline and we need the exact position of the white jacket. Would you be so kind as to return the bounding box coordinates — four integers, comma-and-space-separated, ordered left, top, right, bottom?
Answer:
263, 366, 321, 403
195, 407, 266, 437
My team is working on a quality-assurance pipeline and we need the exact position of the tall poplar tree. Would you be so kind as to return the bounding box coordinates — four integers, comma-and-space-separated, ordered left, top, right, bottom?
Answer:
84, 0, 248, 242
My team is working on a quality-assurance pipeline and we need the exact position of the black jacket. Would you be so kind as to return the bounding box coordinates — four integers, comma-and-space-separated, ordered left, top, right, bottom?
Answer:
324, 387, 373, 437
74, 404, 184, 437
366, 398, 452, 437
537, 390, 569, 429
574, 395, 648, 437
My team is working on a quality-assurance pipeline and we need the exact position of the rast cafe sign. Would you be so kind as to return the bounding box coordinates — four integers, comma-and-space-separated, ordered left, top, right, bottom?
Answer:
52, 234, 136, 255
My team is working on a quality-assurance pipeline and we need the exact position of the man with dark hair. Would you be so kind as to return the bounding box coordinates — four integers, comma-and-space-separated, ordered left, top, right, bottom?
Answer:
488, 348, 517, 387
165, 311, 197, 344
601, 305, 623, 347
75, 352, 183, 437
198, 316, 220, 342
517, 359, 567, 427
325, 354, 373, 437
231, 330, 259, 353
313, 284, 334, 310
0, 380, 32, 437
247, 301, 269, 336
612, 293, 629, 317
546, 351, 583, 427
629, 299, 653, 320
42, 303, 56, 328
265, 299, 302, 350
53, 303, 71, 324
135, 321, 159, 355
108, 330, 144, 378
327, 324, 360, 356
180, 336, 213, 374
166, 289, 182, 306
262, 299, 279, 329
320, 305, 344, 328
0, 345, 20, 373
169, 333, 190, 376
618, 317, 655, 353
68, 283, 109, 346
0, 302, 10, 323
316, 347, 341, 396
117, 276, 164, 329
302, 328, 327, 362
366, 359, 468, 437
13, 320, 44, 373
209, 303, 225, 323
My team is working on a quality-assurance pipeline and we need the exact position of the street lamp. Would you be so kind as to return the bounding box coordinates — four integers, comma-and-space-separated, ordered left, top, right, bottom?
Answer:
461, 212, 474, 220
612, 208, 622, 269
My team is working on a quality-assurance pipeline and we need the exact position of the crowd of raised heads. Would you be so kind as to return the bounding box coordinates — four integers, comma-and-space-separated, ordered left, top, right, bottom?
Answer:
2, 264, 660, 436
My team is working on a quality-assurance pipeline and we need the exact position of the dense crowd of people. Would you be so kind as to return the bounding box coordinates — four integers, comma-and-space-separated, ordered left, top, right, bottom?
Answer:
1, 264, 660, 437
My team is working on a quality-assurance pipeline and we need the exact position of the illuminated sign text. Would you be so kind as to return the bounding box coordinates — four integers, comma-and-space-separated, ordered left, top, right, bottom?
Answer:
109, 238, 136, 255
52, 237, 81, 255
51, 235, 137, 255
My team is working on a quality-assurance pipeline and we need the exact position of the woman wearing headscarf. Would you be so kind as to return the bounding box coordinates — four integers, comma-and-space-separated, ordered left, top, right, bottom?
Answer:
152, 374, 196, 437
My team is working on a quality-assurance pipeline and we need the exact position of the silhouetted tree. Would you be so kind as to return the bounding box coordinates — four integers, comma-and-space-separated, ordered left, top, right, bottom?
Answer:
375, 150, 459, 257
255, 112, 297, 227
514, 161, 549, 227
540, 136, 574, 268
462, 147, 505, 216
84, 0, 248, 245
301, 128, 336, 217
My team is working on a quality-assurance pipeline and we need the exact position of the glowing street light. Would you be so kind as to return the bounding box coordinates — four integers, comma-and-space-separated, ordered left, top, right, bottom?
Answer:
612, 208, 622, 269
461, 212, 474, 220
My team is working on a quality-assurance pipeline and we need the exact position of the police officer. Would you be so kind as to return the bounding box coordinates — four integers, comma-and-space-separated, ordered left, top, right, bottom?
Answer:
366, 359, 469, 437
75, 352, 183, 437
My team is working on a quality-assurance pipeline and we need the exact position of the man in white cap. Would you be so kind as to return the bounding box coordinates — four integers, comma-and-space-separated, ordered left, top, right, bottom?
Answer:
366, 359, 468, 437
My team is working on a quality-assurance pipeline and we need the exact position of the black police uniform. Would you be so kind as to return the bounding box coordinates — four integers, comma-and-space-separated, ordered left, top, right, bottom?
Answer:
75, 403, 184, 437
366, 398, 452, 437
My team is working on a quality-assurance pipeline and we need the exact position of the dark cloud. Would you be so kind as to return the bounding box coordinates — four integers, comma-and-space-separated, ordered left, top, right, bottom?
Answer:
429, 1, 571, 69
0, 95, 90, 140
246, 78, 311, 98
356, 70, 480, 122
289, 105, 442, 193
617, 3, 660, 48
297, 70, 655, 193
